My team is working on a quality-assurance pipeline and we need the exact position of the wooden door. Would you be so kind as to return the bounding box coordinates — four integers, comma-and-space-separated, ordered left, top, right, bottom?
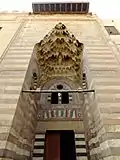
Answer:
44, 131, 60, 160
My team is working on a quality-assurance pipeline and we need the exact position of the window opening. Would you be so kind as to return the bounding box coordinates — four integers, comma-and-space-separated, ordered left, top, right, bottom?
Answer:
49, 84, 69, 104
105, 26, 120, 35
32, 2, 89, 14
61, 92, 69, 104
51, 92, 58, 104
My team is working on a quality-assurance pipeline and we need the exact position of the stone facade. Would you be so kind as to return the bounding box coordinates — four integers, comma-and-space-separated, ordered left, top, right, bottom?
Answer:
0, 13, 120, 160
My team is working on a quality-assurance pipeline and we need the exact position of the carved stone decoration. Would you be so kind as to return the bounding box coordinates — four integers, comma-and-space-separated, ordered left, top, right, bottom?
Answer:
38, 108, 82, 120
34, 22, 84, 86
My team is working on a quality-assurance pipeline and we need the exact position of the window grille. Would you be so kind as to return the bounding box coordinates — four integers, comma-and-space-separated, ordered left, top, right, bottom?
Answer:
105, 26, 120, 35
32, 2, 89, 14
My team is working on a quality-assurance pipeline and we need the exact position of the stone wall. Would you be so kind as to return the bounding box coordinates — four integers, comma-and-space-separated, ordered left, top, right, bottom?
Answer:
0, 13, 120, 160
83, 15, 120, 160
0, 16, 40, 159
36, 121, 84, 133
8, 54, 39, 159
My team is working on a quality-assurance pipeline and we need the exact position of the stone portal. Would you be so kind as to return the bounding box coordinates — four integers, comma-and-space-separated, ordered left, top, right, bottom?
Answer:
44, 130, 76, 160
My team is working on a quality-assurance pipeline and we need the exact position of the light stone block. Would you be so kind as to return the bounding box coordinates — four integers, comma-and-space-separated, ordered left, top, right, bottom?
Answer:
35, 134, 45, 139
0, 126, 11, 134
75, 134, 85, 138
76, 157, 88, 160
0, 141, 7, 148
75, 141, 86, 145
76, 148, 87, 153
33, 149, 44, 154
34, 142, 44, 146
100, 139, 120, 149
104, 156, 120, 160
32, 158, 43, 160
105, 125, 120, 132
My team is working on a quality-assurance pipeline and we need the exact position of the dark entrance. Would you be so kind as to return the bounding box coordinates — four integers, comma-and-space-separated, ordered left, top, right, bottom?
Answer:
60, 130, 76, 160
44, 130, 76, 160
61, 92, 69, 104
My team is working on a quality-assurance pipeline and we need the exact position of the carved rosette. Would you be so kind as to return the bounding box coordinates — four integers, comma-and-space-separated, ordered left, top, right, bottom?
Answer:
34, 22, 83, 86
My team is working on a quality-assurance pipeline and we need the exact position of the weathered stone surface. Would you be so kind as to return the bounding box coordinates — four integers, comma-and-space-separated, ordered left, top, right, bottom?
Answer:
36, 121, 84, 132
34, 22, 83, 86
0, 13, 120, 160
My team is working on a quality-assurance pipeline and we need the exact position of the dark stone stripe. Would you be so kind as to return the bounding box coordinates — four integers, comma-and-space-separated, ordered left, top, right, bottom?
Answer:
34, 145, 44, 149
74, 131, 85, 134
76, 153, 87, 156
35, 138, 45, 141
33, 153, 44, 157
36, 133, 45, 134
76, 145, 86, 148
75, 138, 85, 141
36, 131, 46, 134
0, 149, 29, 160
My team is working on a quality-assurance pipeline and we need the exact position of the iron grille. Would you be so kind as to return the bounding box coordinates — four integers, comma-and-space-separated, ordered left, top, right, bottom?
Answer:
32, 2, 89, 14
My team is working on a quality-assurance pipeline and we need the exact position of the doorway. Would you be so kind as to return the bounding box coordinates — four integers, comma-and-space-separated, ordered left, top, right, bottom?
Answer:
44, 130, 76, 160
